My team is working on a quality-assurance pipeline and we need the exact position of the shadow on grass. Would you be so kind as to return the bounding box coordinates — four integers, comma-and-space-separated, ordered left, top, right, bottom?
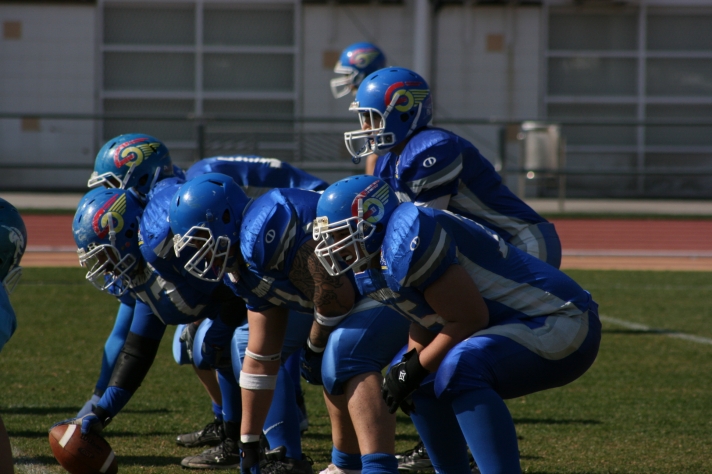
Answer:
513, 418, 601, 425
15, 455, 58, 465
9, 430, 182, 438
1, 407, 170, 415
113, 456, 187, 467
603, 328, 680, 335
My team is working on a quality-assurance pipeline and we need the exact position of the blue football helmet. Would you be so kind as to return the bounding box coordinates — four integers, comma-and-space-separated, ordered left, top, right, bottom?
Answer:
0, 198, 27, 294
331, 42, 387, 99
169, 173, 250, 282
313, 175, 398, 276
87, 133, 174, 198
73, 187, 143, 296
344, 67, 433, 162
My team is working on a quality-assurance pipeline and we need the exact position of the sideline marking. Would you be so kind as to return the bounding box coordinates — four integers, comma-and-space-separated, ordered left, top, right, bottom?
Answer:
600, 315, 712, 346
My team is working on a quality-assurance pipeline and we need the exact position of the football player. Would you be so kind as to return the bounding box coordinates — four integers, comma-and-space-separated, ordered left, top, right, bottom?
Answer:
330, 42, 387, 176
344, 70, 564, 470
313, 176, 601, 474
169, 177, 410, 474
0, 198, 27, 474
78, 133, 190, 419
344, 67, 562, 269
185, 155, 330, 434
65, 186, 238, 457
169, 174, 323, 474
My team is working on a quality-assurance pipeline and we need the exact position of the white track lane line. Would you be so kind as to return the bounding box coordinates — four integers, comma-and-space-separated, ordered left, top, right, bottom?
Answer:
600, 315, 712, 346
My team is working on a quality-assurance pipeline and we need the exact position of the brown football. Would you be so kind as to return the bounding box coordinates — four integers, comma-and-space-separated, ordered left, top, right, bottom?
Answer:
48, 423, 118, 474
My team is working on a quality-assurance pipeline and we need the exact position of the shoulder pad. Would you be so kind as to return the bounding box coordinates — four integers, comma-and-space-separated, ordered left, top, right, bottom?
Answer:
240, 190, 298, 273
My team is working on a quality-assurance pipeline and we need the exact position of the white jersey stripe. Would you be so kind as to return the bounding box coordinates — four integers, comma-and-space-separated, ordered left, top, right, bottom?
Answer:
457, 252, 583, 318
473, 311, 591, 360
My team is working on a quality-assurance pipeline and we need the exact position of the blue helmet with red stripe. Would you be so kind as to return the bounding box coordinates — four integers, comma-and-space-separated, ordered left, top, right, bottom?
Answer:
313, 175, 397, 276
72, 188, 143, 295
331, 42, 387, 99
344, 67, 432, 162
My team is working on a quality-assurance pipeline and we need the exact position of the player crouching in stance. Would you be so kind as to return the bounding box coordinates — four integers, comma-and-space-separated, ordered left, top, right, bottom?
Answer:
169, 174, 318, 474
54, 185, 251, 469
0, 198, 27, 474
313, 176, 601, 474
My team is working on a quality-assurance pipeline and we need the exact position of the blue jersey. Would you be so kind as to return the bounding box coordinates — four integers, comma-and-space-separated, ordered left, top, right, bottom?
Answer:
355, 204, 591, 332
0, 285, 16, 353
187, 156, 328, 198
238, 188, 322, 314
374, 127, 547, 242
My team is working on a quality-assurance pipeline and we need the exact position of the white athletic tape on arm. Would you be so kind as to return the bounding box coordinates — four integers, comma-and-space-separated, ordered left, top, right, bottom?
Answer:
239, 371, 278, 390
245, 348, 281, 362
314, 307, 353, 327
241, 434, 261, 444
306, 338, 325, 353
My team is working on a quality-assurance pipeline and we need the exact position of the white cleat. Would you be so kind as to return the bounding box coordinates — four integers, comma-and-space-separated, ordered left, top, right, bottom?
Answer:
319, 464, 361, 474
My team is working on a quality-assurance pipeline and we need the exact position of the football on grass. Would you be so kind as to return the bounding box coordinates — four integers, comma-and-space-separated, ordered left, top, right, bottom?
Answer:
49, 423, 118, 474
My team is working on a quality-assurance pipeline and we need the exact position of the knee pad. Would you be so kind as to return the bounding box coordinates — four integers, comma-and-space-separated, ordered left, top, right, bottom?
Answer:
172, 324, 193, 365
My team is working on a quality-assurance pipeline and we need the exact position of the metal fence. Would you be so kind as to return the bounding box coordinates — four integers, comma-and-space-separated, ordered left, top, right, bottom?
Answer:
1, 112, 712, 200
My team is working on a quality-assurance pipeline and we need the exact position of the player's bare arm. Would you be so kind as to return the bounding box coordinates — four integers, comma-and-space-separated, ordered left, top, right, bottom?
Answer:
418, 264, 489, 372
290, 240, 355, 347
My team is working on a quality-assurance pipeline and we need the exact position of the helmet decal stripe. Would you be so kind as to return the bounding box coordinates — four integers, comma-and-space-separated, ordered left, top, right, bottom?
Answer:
92, 193, 127, 238
113, 138, 159, 168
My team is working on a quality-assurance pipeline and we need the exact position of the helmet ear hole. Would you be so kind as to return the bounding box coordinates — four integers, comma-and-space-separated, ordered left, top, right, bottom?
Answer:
222, 209, 231, 224
375, 223, 384, 233
125, 229, 134, 239
138, 174, 149, 186
400, 113, 409, 122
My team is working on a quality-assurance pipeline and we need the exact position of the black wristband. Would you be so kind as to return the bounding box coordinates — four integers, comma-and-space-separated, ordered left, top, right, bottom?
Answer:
404, 349, 430, 385
92, 405, 112, 427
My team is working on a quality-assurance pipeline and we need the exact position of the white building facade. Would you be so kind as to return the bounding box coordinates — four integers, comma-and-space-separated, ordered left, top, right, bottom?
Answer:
1, 0, 711, 197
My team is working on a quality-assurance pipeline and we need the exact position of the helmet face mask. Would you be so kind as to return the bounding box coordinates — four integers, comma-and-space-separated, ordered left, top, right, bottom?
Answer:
2, 266, 22, 294
73, 188, 143, 297
313, 208, 378, 277
330, 66, 360, 99
168, 173, 250, 283
78, 243, 136, 296
173, 225, 232, 282
344, 106, 395, 159
313, 175, 397, 277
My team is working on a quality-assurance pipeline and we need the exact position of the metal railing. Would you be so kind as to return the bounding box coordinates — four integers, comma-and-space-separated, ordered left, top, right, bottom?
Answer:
1, 112, 712, 199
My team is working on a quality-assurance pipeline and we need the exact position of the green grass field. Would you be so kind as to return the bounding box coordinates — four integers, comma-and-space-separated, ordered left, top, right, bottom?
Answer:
2, 267, 712, 474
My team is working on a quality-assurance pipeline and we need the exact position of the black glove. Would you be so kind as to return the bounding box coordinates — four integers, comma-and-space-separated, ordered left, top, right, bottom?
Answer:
240, 440, 261, 474
382, 349, 429, 415
300, 344, 324, 386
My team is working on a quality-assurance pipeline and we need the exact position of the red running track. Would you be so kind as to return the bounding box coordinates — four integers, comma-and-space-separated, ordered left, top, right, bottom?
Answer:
20, 214, 712, 253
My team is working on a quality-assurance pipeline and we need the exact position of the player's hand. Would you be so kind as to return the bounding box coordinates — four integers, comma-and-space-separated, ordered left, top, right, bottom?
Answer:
50, 412, 105, 435
77, 394, 101, 418
300, 344, 324, 386
381, 349, 429, 415
179, 322, 198, 363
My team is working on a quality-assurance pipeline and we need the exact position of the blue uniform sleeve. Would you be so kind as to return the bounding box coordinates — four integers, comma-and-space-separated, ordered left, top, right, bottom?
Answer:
398, 130, 463, 204
384, 205, 458, 294
186, 156, 328, 195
